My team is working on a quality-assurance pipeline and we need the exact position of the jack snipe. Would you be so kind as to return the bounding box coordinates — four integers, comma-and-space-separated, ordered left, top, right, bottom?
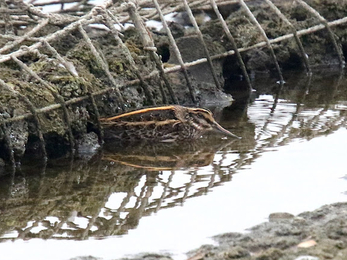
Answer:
100, 105, 240, 142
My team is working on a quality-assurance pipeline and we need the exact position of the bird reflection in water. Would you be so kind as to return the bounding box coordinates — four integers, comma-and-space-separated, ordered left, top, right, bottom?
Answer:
102, 138, 236, 171
100, 105, 239, 170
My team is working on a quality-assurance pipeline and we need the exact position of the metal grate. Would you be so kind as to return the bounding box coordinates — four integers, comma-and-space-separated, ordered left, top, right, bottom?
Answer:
0, 0, 347, 162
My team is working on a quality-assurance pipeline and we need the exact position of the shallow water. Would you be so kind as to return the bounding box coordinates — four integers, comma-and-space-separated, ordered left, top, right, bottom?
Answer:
0, 69, 347, 260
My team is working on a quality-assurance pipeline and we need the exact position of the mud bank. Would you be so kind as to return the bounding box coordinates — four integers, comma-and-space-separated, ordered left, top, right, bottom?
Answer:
115, 202, 347, 260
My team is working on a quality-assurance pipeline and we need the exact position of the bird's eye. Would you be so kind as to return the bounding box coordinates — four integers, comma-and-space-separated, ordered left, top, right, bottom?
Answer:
198, 113, 204, 119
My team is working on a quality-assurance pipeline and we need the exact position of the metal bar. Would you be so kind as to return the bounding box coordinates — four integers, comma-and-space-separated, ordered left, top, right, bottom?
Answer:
0, 79, 47, 160
155, 171, 175, 212
238, 0, 284, 83
126, 1, 179, 104
182, 0, 223, 90
210, 0, 253, 92
43, 40, 79, 77
181, 170, 197, 203
157, 79, 168, 104
264, 0, 311, 73
44, 39, 104, 143
296, 0, 345, 68
11, 55, 76, 155
0, 19, 49, 55
102, 8, 157, 105
152, 0, 197, 103
78, 24, 125, 109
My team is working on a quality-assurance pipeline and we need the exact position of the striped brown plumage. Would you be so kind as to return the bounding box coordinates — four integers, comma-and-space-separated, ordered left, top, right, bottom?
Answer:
100, 105, 240, 142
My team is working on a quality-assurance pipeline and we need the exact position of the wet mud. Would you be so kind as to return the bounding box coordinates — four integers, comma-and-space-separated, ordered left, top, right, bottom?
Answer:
116, 202, 347, 260
192, 202, 347, 260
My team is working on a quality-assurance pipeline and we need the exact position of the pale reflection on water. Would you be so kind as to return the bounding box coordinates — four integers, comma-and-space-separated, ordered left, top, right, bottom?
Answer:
0, 69, 347, 259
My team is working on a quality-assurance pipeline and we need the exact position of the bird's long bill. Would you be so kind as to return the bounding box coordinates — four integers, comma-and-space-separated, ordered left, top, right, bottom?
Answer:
212, 122, 241, 139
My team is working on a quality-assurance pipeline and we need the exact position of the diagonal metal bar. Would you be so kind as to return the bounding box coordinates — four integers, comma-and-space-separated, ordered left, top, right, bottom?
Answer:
78, 24, 126, 110
182, 0, 223, 90
0, 79, 47, 161
238, 0, 284, 84
42, 40, 78, 77
43, 40, 104, 143
210, 0, 253, 92
101, 8, 157, 106
0, 19, 49, 55
295, 0, 345, 68
155, 171, 175, 212
11, 55, 76, 155
126, 1, 179, 104
152, 0, 197, 103
264, 0, 311, 74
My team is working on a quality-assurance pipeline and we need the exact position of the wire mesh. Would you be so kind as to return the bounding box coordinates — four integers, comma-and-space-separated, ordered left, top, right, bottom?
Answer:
0, 0, 347, 161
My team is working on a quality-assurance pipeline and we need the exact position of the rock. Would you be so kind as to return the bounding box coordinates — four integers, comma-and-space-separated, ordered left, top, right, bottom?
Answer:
246, 49, 271, 75
167, 35, 233, 104
0, 158, 5, 167
218, 246, 250, 259
9, 108, 29, 158
76, 132, 100, 159
255, 248, 283, 260
120, 253, 173, 260
269, 212, 295, 222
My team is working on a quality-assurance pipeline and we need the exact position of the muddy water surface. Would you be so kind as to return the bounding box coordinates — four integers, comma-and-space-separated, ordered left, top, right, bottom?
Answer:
0, 69, 347, 260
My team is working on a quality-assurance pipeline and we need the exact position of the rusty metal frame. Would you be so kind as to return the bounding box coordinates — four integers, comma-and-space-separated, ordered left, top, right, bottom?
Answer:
0, 0, 346, 162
